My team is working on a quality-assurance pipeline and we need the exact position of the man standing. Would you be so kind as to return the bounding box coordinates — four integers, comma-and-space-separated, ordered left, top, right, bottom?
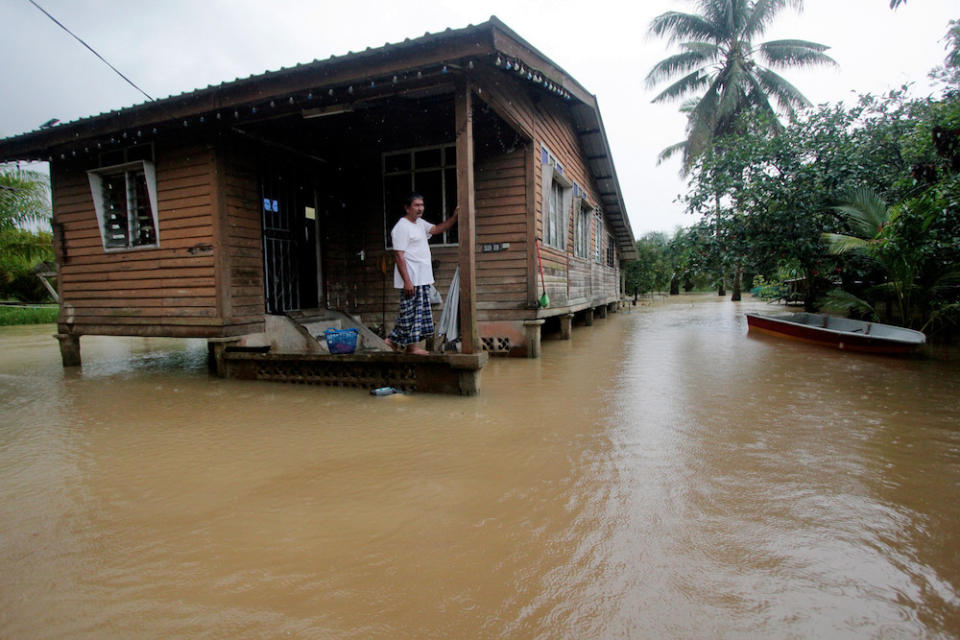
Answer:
385, 193, 459, 354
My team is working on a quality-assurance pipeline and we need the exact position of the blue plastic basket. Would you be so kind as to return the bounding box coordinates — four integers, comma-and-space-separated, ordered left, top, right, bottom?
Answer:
323, 328, 359, 354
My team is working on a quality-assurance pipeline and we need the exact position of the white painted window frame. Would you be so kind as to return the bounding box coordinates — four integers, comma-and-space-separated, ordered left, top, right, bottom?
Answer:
87, 160, 159, 251
573, 196, 593, 259
594, 207, 604, 263
540, 144, 571, 251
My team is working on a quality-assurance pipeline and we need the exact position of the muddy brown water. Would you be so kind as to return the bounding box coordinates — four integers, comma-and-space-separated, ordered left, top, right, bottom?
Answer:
1, 294, 958, 639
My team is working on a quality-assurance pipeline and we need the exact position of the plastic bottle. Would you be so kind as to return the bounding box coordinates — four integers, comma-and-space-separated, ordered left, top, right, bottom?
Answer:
370, 387, 398, 396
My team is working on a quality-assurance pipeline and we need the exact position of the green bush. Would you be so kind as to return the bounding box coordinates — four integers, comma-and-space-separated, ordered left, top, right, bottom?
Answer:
750, 275, 787, 301
0, 305, 58, 326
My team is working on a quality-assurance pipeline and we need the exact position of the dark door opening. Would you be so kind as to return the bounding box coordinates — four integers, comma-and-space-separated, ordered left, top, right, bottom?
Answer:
261, 169, 320, 314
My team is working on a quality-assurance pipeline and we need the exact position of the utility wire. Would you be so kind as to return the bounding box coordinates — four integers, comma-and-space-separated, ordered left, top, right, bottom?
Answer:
27, 0, 155, 102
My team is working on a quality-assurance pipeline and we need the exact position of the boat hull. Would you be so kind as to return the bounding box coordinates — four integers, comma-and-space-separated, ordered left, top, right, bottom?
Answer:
745, 312, 925, 355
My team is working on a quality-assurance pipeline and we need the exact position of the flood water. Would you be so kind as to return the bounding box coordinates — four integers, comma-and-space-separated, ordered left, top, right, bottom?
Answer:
1, 294, 958, 639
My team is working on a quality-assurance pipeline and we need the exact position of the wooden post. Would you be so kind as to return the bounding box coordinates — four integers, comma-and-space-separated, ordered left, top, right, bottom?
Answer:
525, 143, 538, 308
584, 308, 594, 326
455, 80, 478, 354
207, 337, 241, 377
55, 333, 81, 367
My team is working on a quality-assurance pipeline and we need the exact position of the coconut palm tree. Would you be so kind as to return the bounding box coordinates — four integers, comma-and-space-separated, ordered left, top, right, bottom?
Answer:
646, 0, 836, 170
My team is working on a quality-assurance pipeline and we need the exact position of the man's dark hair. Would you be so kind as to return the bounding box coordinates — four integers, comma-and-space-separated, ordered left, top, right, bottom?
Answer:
404, 192, 424, 207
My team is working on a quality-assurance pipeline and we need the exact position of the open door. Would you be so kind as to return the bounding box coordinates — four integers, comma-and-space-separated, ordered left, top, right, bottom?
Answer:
261, 169, 320, 314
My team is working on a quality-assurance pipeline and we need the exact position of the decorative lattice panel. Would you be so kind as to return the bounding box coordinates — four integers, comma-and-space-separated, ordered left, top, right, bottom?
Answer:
255, 361, 417, 391
481, 336, 512, 353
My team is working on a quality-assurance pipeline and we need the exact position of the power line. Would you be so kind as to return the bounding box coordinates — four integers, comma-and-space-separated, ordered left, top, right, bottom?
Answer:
27, 0, 155, 103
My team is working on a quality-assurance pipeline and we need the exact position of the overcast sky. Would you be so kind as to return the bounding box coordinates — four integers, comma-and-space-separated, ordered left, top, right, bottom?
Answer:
0, 0, 956, 236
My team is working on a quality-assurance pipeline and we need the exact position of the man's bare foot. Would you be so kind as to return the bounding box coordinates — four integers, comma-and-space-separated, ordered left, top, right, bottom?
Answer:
384, 338, 400, 352
406, 346, 429, 355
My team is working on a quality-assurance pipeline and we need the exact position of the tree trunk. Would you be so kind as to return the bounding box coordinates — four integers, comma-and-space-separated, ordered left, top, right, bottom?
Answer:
669, 274, 680, 295
731, 265, 742, 301
715, 192, 725, 297
803, 270, 816, 312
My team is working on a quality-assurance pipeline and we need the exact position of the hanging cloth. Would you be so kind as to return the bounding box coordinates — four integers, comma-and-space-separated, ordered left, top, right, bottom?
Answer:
437, 266, 460, 345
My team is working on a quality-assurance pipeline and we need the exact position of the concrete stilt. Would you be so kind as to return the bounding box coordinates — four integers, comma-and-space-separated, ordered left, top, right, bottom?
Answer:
597, 305, 608, 319
559, 313, 574, 340
458, 369, 481, 395
55, 333, 81, 367
584, 308, 594, 326
523, 319, 545, 358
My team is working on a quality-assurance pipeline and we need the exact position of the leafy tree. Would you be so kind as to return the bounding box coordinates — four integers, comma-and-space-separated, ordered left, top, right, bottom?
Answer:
0, 165, 54, 302
0, 228, 54, 302
625, 232, 673, 294
684, 90, 934, 309
0, 165, 51, 230
646, 0, 836, 170
822, 189, 959, 330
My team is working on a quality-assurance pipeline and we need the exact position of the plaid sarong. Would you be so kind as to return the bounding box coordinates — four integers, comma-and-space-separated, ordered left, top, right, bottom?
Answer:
388, 284, 434, 346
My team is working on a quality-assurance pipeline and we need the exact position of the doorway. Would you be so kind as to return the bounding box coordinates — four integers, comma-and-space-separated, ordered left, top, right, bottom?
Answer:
261, 168, 321, 314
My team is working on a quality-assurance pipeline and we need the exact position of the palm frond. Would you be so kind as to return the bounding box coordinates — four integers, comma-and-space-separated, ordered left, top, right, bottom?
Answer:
0, 232, 54, 264
744, 74, 785, 126
645, 50, 712, 88
650, 70, 711, 103
759, 40, 836, 68
0, 168, 52, 230
922, 303, 960, 333
648, 11, 721, 44
821, 232, 869, 254
754, 67, 811, 113
680, 41, 722, 57
685, 85, 722, 164
832, 188, 890, 238
679, 97, 699, 114
743, 0, 805, 40
820, 288, 877, 319
657, 141, 688, 166
871, 280, 919, 297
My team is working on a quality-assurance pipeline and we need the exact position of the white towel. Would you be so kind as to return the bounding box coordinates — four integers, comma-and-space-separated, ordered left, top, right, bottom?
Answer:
437, 266, 460, 344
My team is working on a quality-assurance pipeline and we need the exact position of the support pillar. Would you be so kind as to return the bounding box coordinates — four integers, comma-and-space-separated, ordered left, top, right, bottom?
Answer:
523, 319, 545, 359
55, 333, 81, 367
455, 79, 479, 354
560, 313, 574, 340
584, 308, 594, 326
597, 305, 608, 319
207, 337, 241, 377
458, 369, 481, 396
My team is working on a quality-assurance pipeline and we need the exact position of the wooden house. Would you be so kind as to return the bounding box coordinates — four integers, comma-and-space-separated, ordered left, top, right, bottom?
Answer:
0, 17, 636, 371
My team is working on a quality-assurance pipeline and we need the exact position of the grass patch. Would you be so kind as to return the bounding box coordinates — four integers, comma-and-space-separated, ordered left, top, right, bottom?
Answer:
0, 305, 59, 326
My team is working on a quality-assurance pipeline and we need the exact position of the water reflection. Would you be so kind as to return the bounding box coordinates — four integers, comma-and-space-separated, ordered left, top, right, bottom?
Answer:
0, 297, 958, 638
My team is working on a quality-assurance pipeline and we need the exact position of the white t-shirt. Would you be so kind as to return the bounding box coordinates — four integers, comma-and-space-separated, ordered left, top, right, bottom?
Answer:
391, 216, 434, 288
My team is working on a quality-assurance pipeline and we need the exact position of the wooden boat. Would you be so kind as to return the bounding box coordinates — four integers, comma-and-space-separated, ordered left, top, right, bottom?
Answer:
745, 312, 926, 354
